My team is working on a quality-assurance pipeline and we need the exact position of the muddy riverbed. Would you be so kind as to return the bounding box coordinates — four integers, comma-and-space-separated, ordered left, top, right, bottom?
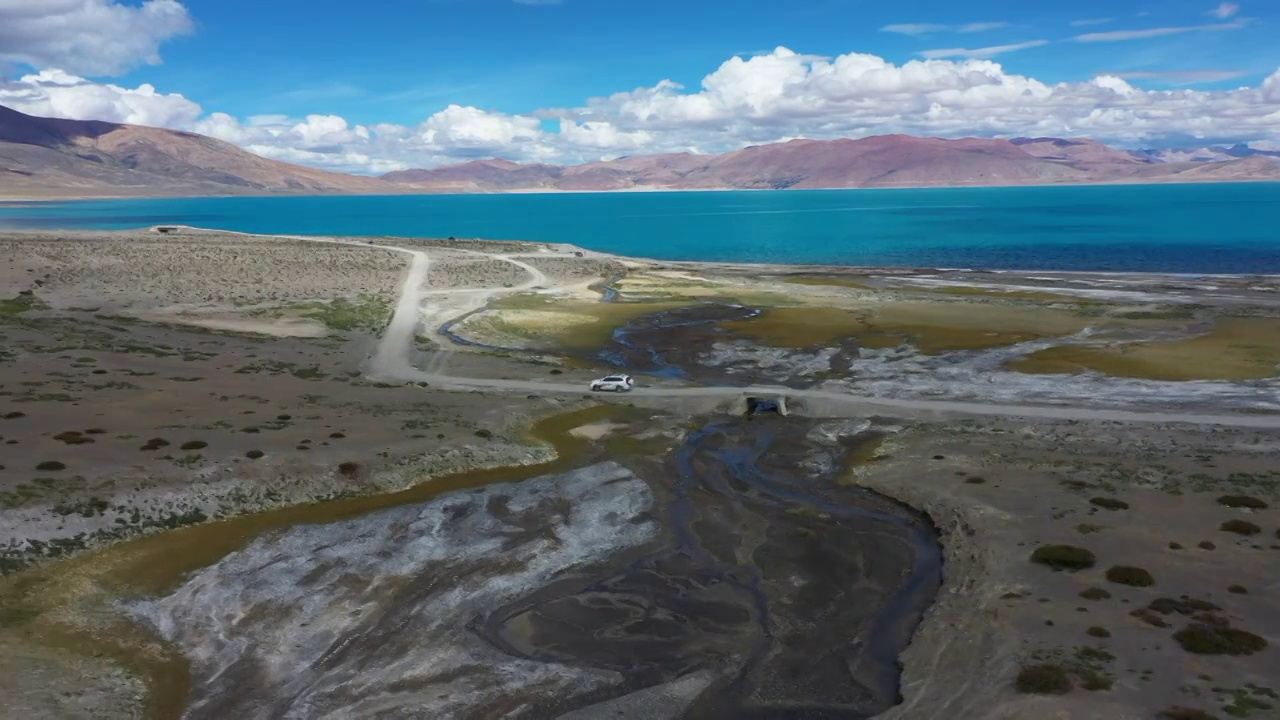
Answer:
128, 414, 941, 719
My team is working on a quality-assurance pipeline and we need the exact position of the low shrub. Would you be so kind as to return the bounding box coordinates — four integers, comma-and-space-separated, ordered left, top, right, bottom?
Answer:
474, 429, 493, 440
1198, 540, 1216, 550
338, 461, 360, 478
245, 450, 264, 460
35, 461, 66, 472
53, 431, 93, 445
1131, 609, 1171, 628
1148, 597, 1219, 616
964, 476, 986, 484
1030, 545, 1096, 571
1217, 495, 1268, 510
1168, 542, 1184, 550
1106, 565, 1155, 587
1227, 585, 1248, 594
1015, 664, 1072, 695
1090, 497, 1129, 511
1086, 626, 1111, 638
1220, 519, 1261, 536
1172, 624, 1268, 656
1079, 587, 1112, 601
140, 437, 170, 451
84, 428, 106, 435
1157, 708, 1219, 720
1, 411, 25, 420
180, 440, 208, 451
329, 432, 346, 439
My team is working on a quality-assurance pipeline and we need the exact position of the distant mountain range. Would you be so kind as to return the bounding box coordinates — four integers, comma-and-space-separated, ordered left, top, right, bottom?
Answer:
1, 104, 1277, 199
382, 136, 1280, 192
0, 105, 390, 198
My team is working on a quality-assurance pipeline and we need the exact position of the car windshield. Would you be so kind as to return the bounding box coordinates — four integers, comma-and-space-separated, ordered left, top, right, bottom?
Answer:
601, 376, 623, 382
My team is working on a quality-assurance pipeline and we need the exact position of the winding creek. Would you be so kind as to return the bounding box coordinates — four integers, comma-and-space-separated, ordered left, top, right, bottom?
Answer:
1, 406, 943, 719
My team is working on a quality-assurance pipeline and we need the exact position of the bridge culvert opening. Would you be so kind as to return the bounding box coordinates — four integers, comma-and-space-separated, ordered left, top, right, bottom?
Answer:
746, 397, 782, 416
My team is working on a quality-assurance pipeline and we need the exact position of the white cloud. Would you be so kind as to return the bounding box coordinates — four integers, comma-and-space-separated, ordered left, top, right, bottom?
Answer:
881, 24, 948, 35
919, 40, 1048, 59
1264, 69, 1280, 103
1112, 70, 1248, 84
1074, 18, 1250, 42
3, 50, 1280, 173
882, 21, 1009, 35
0, 69, 201, 126
1071, 18, 1115, 27
958, 22, 1011, 33
1207, 3, 1240, 19
0, 0, 193, 76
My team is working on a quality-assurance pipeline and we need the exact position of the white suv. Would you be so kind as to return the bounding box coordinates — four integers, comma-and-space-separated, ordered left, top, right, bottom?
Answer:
590, 374, 634, 393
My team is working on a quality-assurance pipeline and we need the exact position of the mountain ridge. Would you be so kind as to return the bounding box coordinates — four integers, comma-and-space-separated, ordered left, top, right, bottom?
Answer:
0, 104, 395, 199
2, 104, 1278, 199
383, 134, 1280, 192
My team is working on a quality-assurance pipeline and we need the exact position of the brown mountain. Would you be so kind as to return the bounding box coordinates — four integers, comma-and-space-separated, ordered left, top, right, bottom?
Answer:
0, 104, 394, 199
384, 134, 1280, 192
4, 104, 1277, 199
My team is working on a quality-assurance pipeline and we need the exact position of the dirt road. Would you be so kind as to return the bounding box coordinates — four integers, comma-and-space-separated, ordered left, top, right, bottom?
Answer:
180, 227, 1280, 430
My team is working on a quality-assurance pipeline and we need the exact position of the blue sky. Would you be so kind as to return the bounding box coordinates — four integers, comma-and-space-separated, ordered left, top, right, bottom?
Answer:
123, 0, 1278, 125
1, 0, 1278, 172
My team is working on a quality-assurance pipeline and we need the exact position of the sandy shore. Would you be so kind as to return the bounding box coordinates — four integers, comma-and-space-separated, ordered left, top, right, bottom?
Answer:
1, 228, 1278, 720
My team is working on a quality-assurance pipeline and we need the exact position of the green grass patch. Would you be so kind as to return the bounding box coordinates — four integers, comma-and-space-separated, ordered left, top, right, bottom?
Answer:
1007, 318, 1280, 381
296, 295, 392, 332
0, 293, 48, 317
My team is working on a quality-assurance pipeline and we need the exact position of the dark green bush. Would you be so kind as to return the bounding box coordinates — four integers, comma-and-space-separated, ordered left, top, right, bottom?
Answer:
35, 461, 66, 472
1079, 587, 1111, 601
1157, 708, 1219, 720
53, 431, 93, 445
1030, 545, 1096, 571
1220, 519, 1261, 536
1172, 624, 1268, 655
1090, 497, 1129, 511
1217, 495, 1268, 509
1106, 565, 1155, 587
180, 440, 208, 451
245, 450, 264, 460
1227, 584, 1248, 594
1015, 664, 1072, 695
1148, 597, 1219, 615
1086, 626, 1111, 638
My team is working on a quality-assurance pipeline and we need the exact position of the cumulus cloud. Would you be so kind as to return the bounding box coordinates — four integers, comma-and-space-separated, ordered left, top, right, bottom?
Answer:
1264, 69, 1280, 103
0, 69, 201, 126
0, 0, 193, 76
1113, 70, 1248, 84
2, 49, 1279, 173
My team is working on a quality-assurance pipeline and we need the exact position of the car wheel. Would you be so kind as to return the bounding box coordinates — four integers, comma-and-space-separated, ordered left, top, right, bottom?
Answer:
615, 386, 627, 392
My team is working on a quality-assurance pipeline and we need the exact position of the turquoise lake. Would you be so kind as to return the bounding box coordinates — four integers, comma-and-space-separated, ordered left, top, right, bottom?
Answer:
2, 183, 1277, 273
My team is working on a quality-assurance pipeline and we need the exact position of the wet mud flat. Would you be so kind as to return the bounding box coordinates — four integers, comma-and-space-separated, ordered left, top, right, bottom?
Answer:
129, 415, 940, 719
596, 303, 862, 388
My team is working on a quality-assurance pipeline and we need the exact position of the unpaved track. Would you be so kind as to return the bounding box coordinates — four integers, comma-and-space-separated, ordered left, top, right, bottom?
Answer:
180, 228, 1280, 430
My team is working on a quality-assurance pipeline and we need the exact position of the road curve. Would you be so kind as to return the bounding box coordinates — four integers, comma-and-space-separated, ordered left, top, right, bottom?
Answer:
174, 227, 1280, 430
